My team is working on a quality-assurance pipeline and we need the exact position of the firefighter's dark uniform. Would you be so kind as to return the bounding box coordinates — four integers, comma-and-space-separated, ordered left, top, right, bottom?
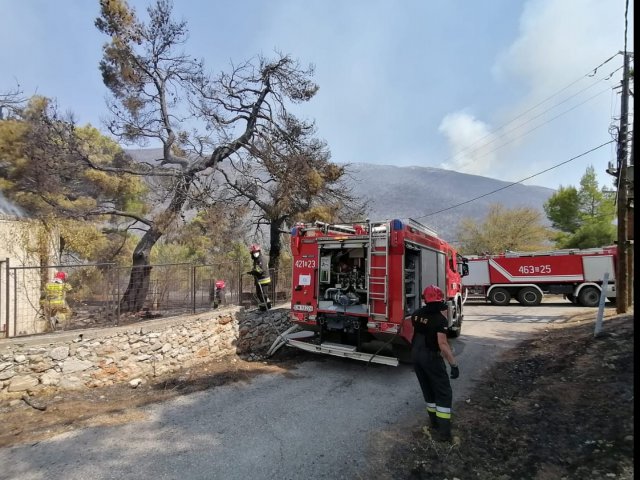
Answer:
249, 253, 272, 310
411, 301, 453, 439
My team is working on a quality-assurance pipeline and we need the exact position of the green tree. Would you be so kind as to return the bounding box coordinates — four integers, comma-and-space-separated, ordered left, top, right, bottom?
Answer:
95, 0, 320, 311
0, 96, 147, 265
543, 166, 615, 249
457, 204, 551, 255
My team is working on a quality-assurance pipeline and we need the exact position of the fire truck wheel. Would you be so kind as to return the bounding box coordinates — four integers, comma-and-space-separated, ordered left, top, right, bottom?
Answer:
578, 287, 600, 307
517, 287, 542, 306
489, 288, 511, 306
448, 304, 462, 338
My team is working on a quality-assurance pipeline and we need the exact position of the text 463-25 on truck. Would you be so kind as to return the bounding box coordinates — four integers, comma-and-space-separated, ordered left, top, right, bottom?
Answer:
461, 246, 617, 307
285, 219, 469, 366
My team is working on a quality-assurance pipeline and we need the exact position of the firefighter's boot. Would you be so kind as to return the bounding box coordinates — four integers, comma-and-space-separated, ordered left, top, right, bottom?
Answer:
427, 410, 438, 431
435, 418, 452, 442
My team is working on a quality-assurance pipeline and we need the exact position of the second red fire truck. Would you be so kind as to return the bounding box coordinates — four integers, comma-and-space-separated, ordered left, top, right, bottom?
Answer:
285, 219, 468, 366
461, 246, 617, 307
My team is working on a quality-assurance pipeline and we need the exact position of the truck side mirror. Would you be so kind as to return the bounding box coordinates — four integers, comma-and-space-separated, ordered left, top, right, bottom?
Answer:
458, 257, 469, 277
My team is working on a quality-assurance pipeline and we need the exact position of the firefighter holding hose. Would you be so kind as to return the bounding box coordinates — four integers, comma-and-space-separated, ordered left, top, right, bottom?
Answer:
248, 244, 272, 311
411, 284, 459, 442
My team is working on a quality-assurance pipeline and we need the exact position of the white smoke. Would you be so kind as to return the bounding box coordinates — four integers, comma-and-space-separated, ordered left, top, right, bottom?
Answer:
0, 192, 24, 217
438, 112, 498, 176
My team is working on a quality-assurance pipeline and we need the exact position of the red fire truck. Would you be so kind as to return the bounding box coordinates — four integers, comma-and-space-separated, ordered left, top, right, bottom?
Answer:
461, 246, 617, 307
285, 219, 468, 366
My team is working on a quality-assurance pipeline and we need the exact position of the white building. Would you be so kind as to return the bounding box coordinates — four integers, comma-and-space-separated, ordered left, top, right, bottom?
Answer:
0, 193, 59, 336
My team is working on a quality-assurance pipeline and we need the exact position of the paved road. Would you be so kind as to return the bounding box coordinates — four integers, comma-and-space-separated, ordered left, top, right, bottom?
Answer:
0, 299, 596, 480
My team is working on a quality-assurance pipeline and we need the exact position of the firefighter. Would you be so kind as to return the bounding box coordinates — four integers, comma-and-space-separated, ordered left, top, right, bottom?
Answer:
411, 284, 459, 442
42, 271, 72, 330
247, 244, 272, 311
210, 279, 226, 309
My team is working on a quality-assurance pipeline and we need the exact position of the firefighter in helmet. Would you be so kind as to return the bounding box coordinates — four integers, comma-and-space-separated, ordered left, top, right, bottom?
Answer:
247, 244, 272, 311
410, 284, 459, 442
210, 279, 226, 309
42, 271, 72, 329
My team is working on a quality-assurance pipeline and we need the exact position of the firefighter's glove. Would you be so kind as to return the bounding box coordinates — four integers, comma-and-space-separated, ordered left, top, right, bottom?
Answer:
450, 365, 460, 379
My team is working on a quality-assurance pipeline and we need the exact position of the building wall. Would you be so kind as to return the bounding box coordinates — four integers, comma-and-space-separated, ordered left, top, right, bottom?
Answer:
0, 216, 59, 336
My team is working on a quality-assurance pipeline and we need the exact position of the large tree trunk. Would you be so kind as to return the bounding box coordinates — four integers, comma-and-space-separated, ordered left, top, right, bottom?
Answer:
118, 227, 163, 313
119, 175, 192, 313
267, 218, 286, 304
268, 218, 285, 270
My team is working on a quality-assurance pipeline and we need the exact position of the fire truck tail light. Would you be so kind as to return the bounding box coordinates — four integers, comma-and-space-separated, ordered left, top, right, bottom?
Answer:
308, 315, 316, 321
383, 324, 399, 333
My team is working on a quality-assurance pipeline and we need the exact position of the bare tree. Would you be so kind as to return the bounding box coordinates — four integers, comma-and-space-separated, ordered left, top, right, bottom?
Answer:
0, 84, 26, 120
95, 0, 320, 311
217, 114, 364, 269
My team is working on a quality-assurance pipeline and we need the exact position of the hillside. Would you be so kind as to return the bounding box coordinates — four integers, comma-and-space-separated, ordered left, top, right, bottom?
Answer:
126, 149, 555, 242
348, 163, 554, 241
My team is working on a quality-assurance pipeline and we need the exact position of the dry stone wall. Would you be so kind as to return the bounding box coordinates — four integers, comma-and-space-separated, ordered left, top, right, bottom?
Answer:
0, 306, 292, 398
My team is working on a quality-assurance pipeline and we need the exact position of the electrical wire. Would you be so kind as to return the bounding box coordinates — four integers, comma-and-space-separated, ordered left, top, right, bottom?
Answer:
413, 140, 615, 220
451, 85, 614, 170
438, 54, 622, 167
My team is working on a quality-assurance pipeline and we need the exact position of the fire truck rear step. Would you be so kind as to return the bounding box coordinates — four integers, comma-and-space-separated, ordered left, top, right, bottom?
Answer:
285, 337, 399, 367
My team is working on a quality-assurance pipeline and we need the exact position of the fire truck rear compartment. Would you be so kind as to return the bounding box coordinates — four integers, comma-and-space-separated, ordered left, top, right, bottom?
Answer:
317, 245, 368, 314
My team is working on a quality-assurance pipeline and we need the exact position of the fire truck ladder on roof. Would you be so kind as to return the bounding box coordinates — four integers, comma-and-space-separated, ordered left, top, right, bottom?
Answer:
367, 220, 390, 320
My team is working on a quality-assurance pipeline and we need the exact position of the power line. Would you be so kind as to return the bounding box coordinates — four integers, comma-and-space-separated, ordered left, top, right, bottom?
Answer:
452, 85, 614, 170
413, 140, 615, 220
438, 53, 622, 167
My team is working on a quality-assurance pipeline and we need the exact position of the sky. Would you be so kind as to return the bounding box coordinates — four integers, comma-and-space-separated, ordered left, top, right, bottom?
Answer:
0, 0, 634, 191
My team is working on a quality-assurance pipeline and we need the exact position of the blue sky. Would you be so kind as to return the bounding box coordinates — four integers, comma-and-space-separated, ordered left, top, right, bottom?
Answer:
0, 0, 634, 190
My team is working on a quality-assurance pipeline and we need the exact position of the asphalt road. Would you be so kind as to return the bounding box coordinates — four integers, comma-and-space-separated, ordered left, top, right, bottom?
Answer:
0, 298, 597, 480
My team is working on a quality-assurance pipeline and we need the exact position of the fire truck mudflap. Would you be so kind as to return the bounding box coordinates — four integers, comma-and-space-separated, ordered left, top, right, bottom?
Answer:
285, 219, 468, 365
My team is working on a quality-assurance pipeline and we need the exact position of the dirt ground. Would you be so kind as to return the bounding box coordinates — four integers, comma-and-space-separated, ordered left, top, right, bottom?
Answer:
0, 309, 634, 480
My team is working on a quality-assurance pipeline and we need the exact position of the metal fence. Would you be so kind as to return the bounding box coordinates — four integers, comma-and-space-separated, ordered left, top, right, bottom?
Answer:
0, 259, 292, 338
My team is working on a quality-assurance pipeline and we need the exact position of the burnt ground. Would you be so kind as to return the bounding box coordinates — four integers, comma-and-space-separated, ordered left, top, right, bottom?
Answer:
386, 310, 635, 480
0, 310, 634, 480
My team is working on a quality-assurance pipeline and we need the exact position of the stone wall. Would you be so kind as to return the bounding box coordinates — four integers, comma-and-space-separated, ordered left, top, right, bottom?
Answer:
0, 305, 292, 398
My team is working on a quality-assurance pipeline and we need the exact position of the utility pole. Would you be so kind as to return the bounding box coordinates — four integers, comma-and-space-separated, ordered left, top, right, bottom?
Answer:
615, 51, 631, 314
626, 126, 634, 307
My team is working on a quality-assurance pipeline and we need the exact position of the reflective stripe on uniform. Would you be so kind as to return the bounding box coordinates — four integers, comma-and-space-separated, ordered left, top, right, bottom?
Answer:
426, 403, 436, 413
258, 277, 271, 285
436, 406, 451, 419
46, 283, 67, 305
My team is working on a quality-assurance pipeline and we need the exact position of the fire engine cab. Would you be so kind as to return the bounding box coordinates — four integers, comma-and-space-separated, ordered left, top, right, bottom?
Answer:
285, 219, 468, 366
461, 246, 617, 307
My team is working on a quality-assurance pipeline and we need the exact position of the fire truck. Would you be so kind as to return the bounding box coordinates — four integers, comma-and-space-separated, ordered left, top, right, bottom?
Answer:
285, 219, 468, 366
461, 246, 617, 307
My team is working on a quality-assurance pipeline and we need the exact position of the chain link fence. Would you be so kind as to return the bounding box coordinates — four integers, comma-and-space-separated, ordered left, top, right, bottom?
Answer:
1, 260, 291, 338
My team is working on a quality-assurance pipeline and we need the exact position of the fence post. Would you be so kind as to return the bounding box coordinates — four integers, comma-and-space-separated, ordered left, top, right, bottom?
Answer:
594, 272, 609, 337
237, 260, 242, 306
4, 258, 8, 338
192, 265, 196, 314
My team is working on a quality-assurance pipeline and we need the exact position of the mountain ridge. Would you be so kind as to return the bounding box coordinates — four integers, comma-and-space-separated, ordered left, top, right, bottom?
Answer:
125, 149, 555, 242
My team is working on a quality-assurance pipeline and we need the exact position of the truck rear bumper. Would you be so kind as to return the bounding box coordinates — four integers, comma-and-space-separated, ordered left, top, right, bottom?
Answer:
285, 335, 399, 367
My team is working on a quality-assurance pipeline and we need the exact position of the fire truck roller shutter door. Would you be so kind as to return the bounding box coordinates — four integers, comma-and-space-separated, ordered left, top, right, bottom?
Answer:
420, 248, 447, 295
